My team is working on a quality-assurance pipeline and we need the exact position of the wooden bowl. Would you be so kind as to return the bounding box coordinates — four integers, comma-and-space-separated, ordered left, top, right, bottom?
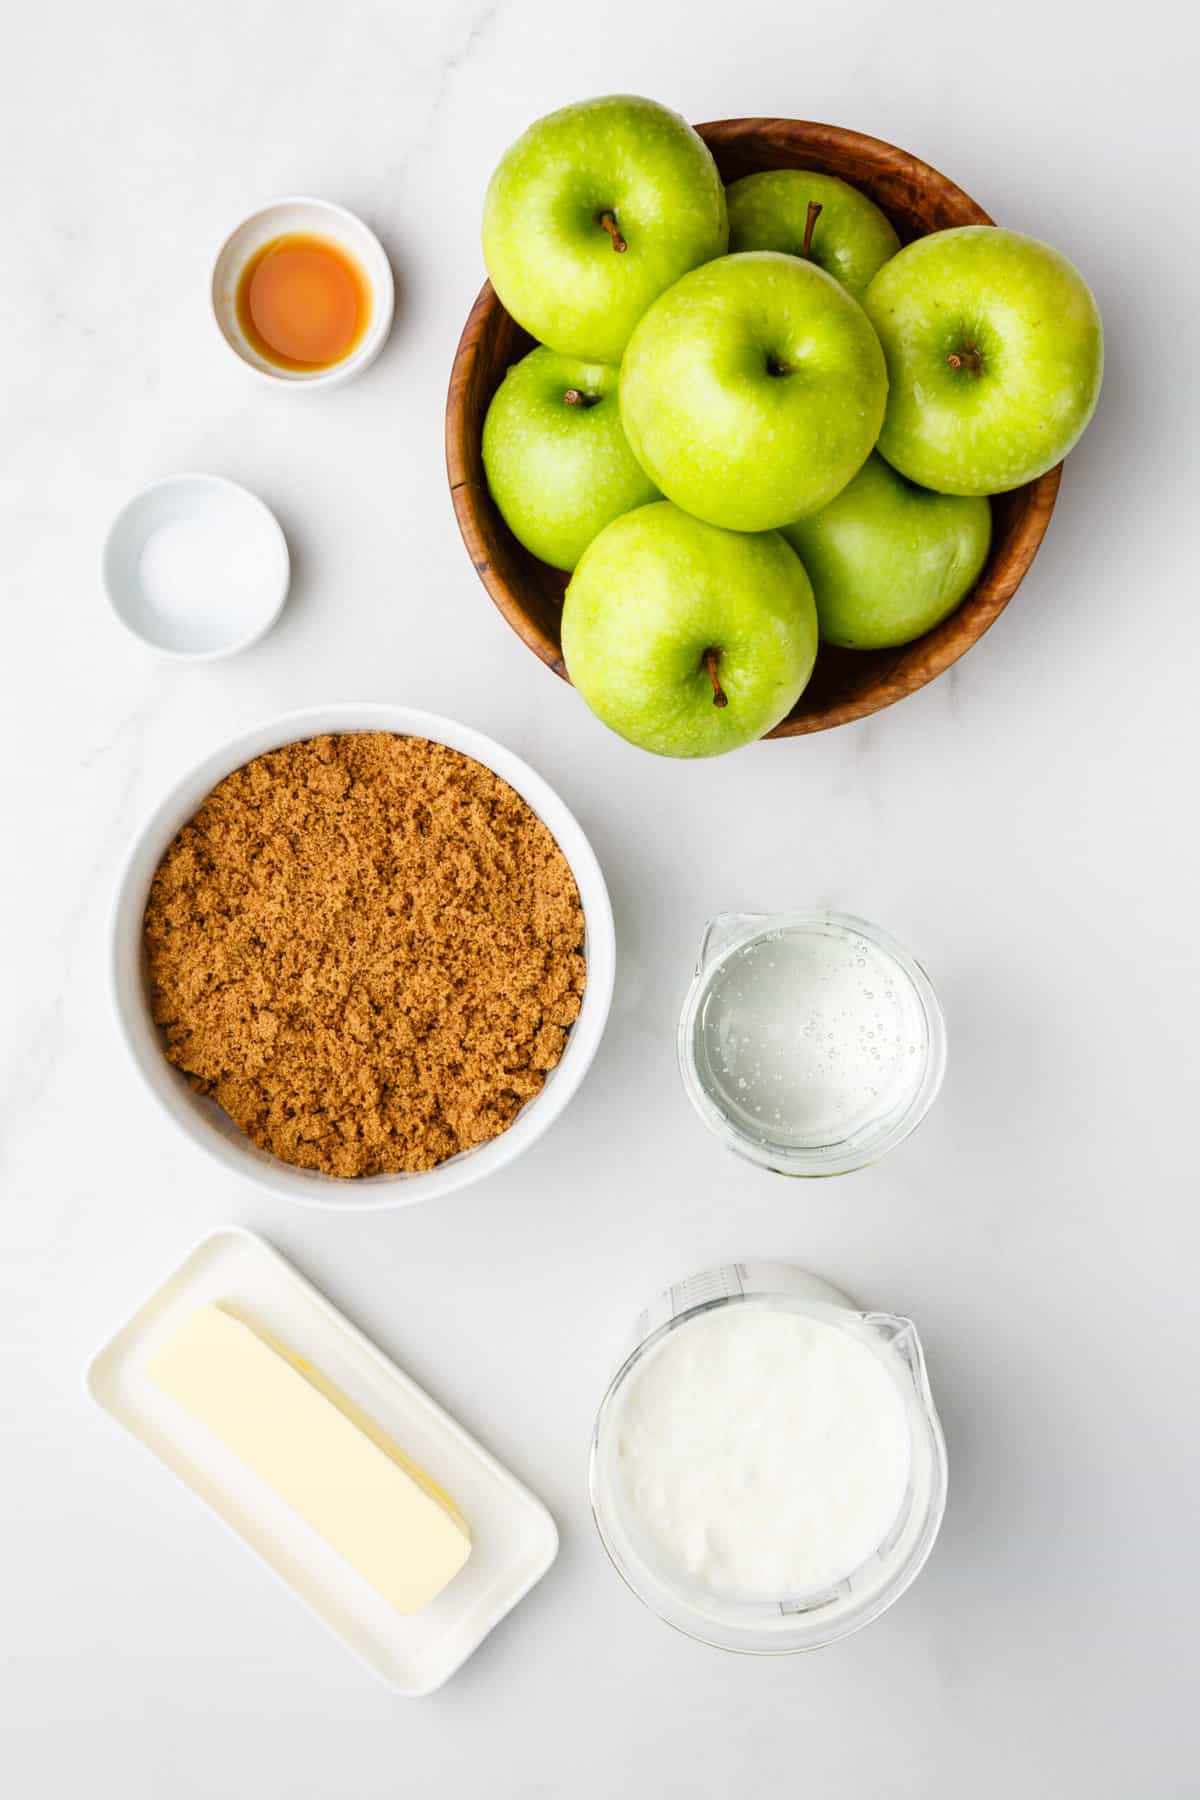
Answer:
446, 118, 1062, 737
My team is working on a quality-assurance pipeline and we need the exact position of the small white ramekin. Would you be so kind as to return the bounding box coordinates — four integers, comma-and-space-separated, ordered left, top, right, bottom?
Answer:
110, 704, 615, 1209
102, 473, 290, 659
211, 197, 395, 389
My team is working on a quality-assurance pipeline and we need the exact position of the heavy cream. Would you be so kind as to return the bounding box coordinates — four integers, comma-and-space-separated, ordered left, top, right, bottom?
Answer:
616, 1303, 912, 1602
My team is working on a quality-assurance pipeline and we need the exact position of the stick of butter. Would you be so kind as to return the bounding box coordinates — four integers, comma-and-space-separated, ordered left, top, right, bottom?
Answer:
146, 1304, 471, 1613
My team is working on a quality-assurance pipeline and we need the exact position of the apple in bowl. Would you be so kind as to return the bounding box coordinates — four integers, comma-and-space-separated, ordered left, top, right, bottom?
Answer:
782, 455, 993, 650
562, 502, 818, 758
725, 169, 899, 301
482, 96, 728, 365
618, 251, 888, 532
481, 348, 659, 572
865, 226, 1103, 495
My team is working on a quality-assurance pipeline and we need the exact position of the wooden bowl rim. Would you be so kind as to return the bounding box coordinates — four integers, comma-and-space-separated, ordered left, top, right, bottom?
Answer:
446, 116, 1063, 737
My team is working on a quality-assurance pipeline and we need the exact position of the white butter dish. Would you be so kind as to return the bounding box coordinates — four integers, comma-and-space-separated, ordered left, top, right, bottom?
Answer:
84, 1227, 559, 1693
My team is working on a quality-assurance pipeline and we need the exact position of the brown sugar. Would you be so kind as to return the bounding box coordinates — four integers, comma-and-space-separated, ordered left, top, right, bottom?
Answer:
143, 733, 587, 1177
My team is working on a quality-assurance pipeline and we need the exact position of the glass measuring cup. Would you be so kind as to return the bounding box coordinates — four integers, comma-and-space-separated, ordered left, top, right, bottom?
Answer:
678, 910, 947, 1176
588, 1262, 948, 1654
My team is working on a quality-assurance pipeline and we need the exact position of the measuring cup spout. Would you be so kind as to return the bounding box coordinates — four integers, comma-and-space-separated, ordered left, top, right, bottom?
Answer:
862, 1313, 923, 1373
695, 913, 768, 974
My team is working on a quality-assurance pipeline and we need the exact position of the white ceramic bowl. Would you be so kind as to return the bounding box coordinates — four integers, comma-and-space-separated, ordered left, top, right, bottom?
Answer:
103, 474, 290, 659
211, 196, 395, 388
110, 704, 616, 1209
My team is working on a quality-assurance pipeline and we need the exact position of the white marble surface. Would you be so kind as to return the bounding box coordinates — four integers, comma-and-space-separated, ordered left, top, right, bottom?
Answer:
3, 2, 1198, 1793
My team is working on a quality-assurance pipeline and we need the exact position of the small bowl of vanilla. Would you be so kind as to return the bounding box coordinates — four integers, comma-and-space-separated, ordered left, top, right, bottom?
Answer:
211, 196, 395, 388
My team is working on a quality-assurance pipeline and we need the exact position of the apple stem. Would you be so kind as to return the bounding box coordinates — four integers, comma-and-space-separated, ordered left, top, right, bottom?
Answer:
801, 200, 822, 259
599, 210, 627, 253
704, 648, 728, 708
947, 347, 982, 372
563, 388, 600, 409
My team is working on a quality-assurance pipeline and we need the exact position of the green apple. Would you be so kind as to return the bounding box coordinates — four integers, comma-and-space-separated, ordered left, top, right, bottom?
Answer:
619, 253, 888, 532
482, 96, 728, 364
864, 226, 1103, 494
782, 453, 992, 648
481, 348, 659, 571
561, 501, 818, 758
726, 170, 900, 301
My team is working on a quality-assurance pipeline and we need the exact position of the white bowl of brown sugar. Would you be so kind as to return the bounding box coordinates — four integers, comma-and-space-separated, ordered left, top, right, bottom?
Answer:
110, 704, 615, 1209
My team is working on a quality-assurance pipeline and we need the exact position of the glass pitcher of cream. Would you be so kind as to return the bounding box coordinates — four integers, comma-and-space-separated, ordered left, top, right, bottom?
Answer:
677, 910, 947, 1176
589, 1262, 948, 1653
